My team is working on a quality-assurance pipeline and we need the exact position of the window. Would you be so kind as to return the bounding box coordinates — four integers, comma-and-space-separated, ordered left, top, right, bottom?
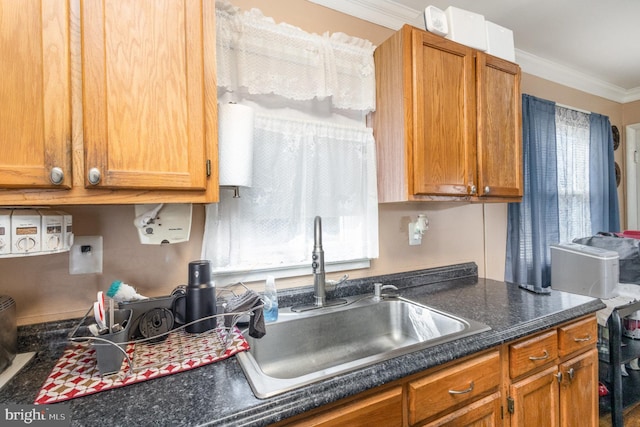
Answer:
203, 3, 378, 285
505, 95, 619, 293
555, 106, 591, 242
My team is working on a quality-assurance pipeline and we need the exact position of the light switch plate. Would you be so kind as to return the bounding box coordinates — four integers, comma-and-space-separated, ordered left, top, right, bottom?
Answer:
69, 236, 103, 275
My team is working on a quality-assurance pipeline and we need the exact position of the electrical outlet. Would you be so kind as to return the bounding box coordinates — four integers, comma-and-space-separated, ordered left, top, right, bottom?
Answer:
69, 236, 103, 275
408, 222, 422, 245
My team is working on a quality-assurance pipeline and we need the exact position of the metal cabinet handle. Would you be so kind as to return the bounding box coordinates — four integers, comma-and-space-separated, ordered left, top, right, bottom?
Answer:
448, 381, 474, 395
573, 334, 592, 343
88, 167, 101, 185
556, 372, 563, 383
49, 167, 64, 185
469, 185, 477, 195
567, 367, 575, 381
484, 186, 490, 194
529, 349, 549, 361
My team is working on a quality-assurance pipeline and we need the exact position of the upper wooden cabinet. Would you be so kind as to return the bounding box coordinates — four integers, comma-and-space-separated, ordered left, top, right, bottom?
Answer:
476, 53, 522, 199
372, 25, 522, 202
0, 0, 218, 205
81, 0, 207, 191
0, 0, 72, 189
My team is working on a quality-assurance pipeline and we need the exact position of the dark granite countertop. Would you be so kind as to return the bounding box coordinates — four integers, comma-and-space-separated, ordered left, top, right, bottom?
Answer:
0, 263, 605, 426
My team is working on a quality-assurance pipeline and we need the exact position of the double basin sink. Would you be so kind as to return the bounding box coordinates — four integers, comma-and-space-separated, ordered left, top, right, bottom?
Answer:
236, 294, 490, 398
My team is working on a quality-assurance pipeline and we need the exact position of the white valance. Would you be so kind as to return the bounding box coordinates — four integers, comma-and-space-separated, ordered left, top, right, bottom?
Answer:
215, 1, 376, 112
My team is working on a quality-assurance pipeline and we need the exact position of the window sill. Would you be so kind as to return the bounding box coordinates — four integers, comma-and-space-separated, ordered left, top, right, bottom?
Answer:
212, 259, 371, 287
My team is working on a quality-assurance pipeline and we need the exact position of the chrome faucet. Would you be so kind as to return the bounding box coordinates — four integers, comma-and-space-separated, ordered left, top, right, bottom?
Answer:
312, 215, 326, 306
373, 283, 398, 302
292, 216, 348, 312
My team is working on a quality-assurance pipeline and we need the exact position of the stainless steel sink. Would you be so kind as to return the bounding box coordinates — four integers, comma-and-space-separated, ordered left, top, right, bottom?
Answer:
236, 295, 490, 398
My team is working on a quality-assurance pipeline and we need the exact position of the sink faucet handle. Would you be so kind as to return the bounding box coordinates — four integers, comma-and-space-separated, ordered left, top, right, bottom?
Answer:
325, 274, 349, 292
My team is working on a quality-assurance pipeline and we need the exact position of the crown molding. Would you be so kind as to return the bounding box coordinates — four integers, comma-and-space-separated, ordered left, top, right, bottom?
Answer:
515, 49, 638, 104
308, 0, 423, 30
309, 0, 640, 104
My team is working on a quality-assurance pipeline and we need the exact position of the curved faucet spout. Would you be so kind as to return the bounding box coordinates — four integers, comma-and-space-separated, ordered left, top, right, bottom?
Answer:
314, 216, 323, 249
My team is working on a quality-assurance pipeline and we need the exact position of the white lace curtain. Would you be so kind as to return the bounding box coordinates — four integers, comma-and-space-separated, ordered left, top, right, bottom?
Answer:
555, 106, 591, 242
215, 1, 375, 112
203, 2, 379, 282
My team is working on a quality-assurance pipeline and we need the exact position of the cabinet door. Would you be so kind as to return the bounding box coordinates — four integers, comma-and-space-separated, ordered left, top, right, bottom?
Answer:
558, 348, 598, 427
421, 392, 502, 427
411, 30, 476, 197
509, 365, 560, 427
0, 0, 71, 189
81, 0, 208, 190
475, 53, 522, 198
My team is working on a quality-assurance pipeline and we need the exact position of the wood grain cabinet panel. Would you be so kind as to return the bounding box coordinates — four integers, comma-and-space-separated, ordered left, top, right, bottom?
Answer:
408, 350, 501, 425
507, 317, 598, 427
0, 0, 218, 205
557, 316, 597, 357
475, 53, 522, 198
283, 386, 403, 427
0, 0, 71, 189
410, 29, 476, 197
81, 0, 207, 191
373, 24, 522, 203
509, 330, 558, 379
509, 365, 560, 427
421, 393, 502, 427
558, 348, 598, 427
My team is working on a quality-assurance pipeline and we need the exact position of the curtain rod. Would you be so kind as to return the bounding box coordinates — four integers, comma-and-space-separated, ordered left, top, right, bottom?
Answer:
555, 102, 591, 115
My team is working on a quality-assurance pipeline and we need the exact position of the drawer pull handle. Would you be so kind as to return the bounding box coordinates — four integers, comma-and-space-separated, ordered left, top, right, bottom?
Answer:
448, 381, 474, 395
529, 349, 549, 361
573, 334, 592, 343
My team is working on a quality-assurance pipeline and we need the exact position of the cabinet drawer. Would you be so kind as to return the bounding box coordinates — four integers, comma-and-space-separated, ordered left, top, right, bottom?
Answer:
558, 317, 597, 357
509, 330, 558, 378
408, 350, 500, 425
288, 386, 403, 427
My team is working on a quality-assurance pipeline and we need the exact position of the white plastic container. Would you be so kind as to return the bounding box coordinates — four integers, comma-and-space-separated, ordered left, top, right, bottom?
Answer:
550, 242, 619, 299
444, 6, 487, 51
423, 6, 448, 37
485, 21, 515, 62
10, 209, 41, 254
0, 209, 11, 255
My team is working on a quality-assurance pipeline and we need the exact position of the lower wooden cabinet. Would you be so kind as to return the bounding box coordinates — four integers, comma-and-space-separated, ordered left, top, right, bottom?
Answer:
507, 317, 598, 427
509, 365, 560, 426
287, 386, 403, 427
274, 315, 598, 427
558, 349, 598, 427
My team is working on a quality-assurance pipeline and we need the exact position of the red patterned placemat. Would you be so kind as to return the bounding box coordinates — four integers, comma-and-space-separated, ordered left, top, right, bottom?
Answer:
34, 326, 249, 404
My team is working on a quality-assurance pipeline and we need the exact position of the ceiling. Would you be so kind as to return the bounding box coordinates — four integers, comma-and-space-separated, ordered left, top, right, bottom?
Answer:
309, 0, 640, 103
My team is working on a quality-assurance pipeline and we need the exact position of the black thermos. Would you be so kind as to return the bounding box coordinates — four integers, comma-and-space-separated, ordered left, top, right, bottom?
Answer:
185, 260, 217, 333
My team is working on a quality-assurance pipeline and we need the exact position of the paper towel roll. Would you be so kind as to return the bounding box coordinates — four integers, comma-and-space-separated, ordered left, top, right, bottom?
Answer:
218, 103, 255, 187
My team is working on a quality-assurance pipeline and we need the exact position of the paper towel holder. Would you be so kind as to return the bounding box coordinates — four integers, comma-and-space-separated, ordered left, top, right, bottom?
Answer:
221, 185, 241, 198
218, 102, 255, 198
